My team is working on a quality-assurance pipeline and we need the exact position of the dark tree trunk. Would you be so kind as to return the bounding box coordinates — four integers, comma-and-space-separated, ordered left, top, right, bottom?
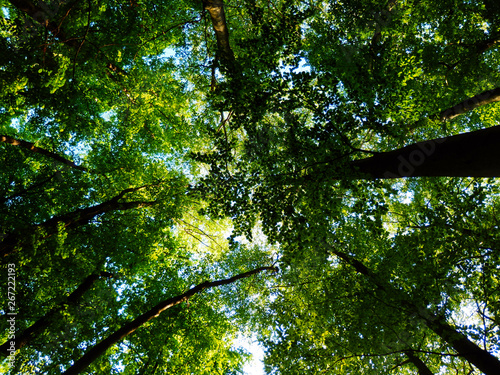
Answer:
420, 316, 500, 375
0, 272, 113, 357
1, 135, 88, 172
62, 266, 277, 375
324, 242, 500, 375
350, 125, 500, 178
405, 350, 434, 375
0, 186, 156, 258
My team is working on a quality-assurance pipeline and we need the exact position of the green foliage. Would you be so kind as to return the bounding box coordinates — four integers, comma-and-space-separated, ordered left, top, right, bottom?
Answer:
1, 0, 500, 374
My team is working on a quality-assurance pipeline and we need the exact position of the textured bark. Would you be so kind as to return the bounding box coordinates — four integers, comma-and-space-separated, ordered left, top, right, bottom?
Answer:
0, 186, 156, 257
324, 243, 500, 375
350, 125, 500, 178
1, 135, 88, 172
202, 0, 234, 62
62, 266, 277, 375
0, 272, 113, 357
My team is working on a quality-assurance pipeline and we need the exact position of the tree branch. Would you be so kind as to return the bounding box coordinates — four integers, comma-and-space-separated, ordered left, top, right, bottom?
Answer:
0, 185, 158, 257
62, 266, 277, 375
0, 272, 113, 357
435, 87, 500, 122
1, 135, 88, 172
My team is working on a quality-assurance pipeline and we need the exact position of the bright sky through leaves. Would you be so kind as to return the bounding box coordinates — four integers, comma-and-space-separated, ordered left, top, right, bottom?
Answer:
1, 1, 500, 374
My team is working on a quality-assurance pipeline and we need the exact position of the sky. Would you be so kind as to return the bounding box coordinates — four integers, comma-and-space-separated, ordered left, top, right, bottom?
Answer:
238, 336, 265, 375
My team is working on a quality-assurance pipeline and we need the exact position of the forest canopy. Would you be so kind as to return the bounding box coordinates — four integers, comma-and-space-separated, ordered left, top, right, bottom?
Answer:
1, 0, 500, 374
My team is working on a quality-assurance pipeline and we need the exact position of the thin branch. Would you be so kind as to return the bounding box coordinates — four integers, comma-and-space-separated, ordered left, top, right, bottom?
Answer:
1, 135, 88, 172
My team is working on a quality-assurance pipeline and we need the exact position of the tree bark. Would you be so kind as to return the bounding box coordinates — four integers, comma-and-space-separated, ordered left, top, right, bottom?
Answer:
436, 88, 500, 122
62, 266, 277, 375
405, 350, 434, 375
202, 0, 235, 62
0, 186, 157, 258
0, 272, 113, 357
1, 135, 88, 172
350, 125, 500, 178
323, 242, 500, 375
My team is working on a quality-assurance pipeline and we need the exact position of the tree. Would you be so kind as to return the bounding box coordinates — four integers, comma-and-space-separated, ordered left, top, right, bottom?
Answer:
258, 179, 500, 374
2, 0, 500, 374
63, 266, 276, 375
0, 272, 113, 357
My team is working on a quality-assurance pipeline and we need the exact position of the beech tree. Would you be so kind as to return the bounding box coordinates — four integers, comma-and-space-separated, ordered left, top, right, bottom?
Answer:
1, 0, 500, 374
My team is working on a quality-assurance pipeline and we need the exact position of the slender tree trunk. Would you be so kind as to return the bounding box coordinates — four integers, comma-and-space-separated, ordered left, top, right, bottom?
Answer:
419, 316, 500, 375
62, 266, 277, 375
1, 135, 88, 172
0, 272, 113, 357
323, 242, 500, 375
350, 125, 500, 178
405, 350, 434, 375
0, 186, 156, 257
202, 0, 235, 62
436, 88, 500, 121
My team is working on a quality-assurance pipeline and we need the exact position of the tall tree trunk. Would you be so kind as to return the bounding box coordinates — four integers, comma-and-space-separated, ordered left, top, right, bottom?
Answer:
202, 0, 234, 63
62, 266, 277, 375
0, 272, 113, 357
0, 186, 156, 258
405, 350, 434, 375
1, 135, 88, 172
350, 125, 500, 178
324, 242, 500, 375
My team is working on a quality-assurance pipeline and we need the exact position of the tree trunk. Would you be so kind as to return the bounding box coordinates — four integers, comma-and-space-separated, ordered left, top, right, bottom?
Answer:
1, 135, 88, 172
0, 272, 112, 357
405, 350, 434, 375
202, 0, 235, 62
420, 315, 500, 375
0, 186, 156, 258
436, 88, 500, 121
62, 266, 277, 375
324, 242, 500, 375
350, 125, 500, 178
